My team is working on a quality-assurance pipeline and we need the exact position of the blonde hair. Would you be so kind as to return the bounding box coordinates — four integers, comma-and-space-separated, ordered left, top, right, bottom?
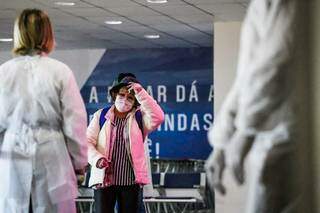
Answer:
13, 9, 54, 56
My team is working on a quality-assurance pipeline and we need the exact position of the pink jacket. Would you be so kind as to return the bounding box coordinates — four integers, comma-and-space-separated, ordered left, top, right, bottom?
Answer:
87, 89, 164, 188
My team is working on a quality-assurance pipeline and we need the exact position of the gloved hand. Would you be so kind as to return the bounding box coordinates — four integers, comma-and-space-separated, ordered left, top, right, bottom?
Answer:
225, 131, 254, 185
205, 148, 226, 195
206, 87, 238, 195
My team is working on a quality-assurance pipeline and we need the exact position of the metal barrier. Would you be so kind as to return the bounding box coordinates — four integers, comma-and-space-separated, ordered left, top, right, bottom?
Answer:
143, 159, 214, 213
76, 187, 95, 213
143, 171, 213, 213
76, 159, 214, 213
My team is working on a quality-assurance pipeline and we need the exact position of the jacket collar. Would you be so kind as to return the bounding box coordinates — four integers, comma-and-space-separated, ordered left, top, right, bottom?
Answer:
104, 105, 139, 121
104, 105, 115, 121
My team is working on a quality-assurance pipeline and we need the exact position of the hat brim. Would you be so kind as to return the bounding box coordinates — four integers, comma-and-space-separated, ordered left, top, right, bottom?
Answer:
109, 82, 129, 97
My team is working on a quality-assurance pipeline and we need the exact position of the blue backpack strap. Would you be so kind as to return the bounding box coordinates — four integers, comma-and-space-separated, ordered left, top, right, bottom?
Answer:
99, 106, 111, 129
100, 106, 144, 137
135, 109, 144, 137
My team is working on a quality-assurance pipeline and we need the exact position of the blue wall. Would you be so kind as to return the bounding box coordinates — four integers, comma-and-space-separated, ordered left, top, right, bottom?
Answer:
81, 47, 213, 160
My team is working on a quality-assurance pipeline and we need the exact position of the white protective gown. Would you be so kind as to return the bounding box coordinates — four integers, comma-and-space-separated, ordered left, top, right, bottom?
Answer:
208, 0, 302, 212
0, 55, 88, 213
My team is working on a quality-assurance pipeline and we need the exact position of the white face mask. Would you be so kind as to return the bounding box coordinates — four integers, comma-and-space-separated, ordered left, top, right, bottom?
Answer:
115, 96, 134, 113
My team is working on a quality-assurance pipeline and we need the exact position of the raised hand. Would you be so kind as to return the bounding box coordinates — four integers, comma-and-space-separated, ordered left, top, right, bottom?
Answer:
127, 82, 143, 94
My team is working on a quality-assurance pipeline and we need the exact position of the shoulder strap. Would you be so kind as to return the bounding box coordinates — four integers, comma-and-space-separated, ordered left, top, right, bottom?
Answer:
99, 106, 111, 129
135, 109, 144, 136
100, 106, 144, 137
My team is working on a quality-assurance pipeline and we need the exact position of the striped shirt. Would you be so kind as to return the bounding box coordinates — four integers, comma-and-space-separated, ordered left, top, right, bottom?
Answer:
110, 116, 135, 186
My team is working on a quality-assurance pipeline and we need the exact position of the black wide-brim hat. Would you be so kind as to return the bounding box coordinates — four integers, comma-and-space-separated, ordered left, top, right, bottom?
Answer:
109, 73, 140, 100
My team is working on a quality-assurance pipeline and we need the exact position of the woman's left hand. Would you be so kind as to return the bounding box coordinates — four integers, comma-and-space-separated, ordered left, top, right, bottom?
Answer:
127, 82, 143, 94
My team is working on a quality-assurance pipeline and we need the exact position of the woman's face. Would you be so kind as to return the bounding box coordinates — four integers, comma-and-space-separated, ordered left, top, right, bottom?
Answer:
117, 87, 135, 104
114, 86, 135, 113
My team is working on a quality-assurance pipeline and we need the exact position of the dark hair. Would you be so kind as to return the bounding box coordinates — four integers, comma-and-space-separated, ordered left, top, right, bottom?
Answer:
118, 73, 136, 81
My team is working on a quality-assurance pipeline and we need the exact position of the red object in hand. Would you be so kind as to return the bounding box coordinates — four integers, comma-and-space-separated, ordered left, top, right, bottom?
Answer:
96, 158, 109, 169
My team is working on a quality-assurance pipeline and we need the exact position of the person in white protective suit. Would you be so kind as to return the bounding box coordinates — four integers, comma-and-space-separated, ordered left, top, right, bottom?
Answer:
206, 0, 303, 212
0, 9, 88, 213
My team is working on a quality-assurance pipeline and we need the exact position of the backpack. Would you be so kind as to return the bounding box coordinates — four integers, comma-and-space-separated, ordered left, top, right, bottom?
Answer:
99, 106, 144, 137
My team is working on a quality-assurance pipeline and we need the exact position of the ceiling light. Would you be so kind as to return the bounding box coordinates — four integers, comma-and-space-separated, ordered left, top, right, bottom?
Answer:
54, 2, 76, 6
105, 20, 123, 25
144, 34, 160, 39
147, 0, 168, 3
0, 38, 13, 42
